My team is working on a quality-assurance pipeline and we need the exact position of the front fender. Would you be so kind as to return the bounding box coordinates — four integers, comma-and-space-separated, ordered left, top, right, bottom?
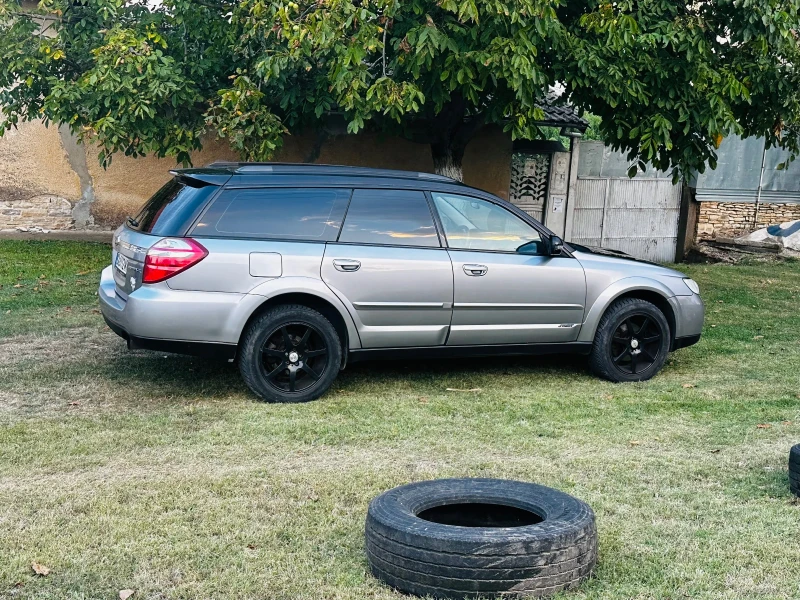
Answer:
577, 277, 676, 343
236, 276, 362, 349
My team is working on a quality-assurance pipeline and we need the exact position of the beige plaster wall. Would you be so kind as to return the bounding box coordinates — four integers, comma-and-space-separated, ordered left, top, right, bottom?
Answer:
87, 137, 239, 228
1, 119, 514, 230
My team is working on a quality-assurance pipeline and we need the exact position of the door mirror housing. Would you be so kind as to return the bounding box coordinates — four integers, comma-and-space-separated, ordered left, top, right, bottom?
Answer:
549, 236, 564, 256
516, 240, 546, 255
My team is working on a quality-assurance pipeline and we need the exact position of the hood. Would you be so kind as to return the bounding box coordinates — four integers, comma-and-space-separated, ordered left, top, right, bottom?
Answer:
568, 243, 688, 280
567, 242, 661, 266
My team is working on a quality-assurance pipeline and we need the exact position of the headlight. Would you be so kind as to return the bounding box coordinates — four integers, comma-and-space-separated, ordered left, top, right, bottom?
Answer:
683, 278, 700, 295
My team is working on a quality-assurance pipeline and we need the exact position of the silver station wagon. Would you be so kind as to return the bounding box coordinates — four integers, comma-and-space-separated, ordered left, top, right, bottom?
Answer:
99, 163, 704, 403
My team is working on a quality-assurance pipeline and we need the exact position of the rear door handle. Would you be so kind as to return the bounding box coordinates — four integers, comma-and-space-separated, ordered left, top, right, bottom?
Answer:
333, 259, 361, 272
463, 264, 488, 277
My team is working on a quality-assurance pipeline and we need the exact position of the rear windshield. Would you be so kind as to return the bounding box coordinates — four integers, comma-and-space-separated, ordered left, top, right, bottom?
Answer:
129, 178, 218, 236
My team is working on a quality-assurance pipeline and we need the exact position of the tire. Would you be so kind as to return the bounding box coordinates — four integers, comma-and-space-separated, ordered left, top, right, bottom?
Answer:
238, 304, 342, 403
588, 297, 671, 383
365, 478, 597, 598
789, 444, 800, 497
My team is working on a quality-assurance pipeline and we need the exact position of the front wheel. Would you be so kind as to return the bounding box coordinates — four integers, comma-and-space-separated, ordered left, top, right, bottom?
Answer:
239, 304, 342, 403
588, 298, 670, 383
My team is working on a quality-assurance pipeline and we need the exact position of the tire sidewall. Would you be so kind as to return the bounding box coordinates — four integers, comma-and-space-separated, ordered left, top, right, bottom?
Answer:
366, 478, 596, 554
364, 478, 597, 598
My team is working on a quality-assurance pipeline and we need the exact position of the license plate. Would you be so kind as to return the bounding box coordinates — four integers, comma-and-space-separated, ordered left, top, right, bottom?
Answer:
114, 252, 129, 274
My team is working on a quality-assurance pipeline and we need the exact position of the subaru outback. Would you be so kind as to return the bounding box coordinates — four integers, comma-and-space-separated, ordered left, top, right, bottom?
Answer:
99, 163, 704, 403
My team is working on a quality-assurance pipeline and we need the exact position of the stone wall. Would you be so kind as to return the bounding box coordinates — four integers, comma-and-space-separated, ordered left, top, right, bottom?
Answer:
697, 201, 800, 238
0, 195, 74, 229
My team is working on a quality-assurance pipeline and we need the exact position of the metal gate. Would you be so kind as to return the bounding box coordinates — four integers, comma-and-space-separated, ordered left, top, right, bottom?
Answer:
509, 153, 551, 221
571, 177, 682, 263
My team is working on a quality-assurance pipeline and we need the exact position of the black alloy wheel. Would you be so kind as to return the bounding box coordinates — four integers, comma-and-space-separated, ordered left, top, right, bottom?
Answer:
589, 297, 671, 383
609, 314, 664, 376
261, 322, 328, 393
239, 304, 342, 403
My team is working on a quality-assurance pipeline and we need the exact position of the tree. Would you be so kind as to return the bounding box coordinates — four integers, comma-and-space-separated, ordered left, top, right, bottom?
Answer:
1, 1, 799, 182
0, 0, 235, 166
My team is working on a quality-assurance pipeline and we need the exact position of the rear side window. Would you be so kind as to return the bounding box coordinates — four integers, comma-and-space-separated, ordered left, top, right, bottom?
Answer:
193, 188, 351, 241
130, 178, 218, 236
338, 189, 439, 247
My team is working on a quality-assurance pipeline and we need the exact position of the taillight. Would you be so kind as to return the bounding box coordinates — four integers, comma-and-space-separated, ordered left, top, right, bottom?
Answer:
142, 238, 208, 284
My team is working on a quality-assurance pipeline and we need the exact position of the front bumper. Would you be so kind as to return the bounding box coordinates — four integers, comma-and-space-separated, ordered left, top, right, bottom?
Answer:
98, 265, 256, 358
669, 292, 704, 350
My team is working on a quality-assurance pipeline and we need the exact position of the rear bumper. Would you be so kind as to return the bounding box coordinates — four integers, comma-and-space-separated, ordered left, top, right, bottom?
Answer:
102, 313, 236, 359
98, 265, 250, 358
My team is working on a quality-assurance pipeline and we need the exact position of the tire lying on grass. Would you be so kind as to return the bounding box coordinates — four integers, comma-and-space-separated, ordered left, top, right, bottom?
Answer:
790, 444, 800, 497
365, 478, 597, 599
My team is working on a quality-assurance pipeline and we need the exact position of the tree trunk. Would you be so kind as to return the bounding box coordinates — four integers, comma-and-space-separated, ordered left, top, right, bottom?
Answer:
431, 141, 464, 181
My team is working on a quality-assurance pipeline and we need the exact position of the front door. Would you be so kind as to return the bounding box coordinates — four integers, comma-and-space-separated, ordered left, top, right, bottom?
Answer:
431, 192, 586, 346
322, 189, 453, 348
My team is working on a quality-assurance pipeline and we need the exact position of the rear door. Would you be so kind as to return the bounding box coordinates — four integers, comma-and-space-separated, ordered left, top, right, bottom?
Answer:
431, 192, 586, 345
321, 189, 453, 348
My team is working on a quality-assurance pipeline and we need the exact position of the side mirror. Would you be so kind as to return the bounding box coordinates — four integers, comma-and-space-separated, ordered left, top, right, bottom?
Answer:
549, 236, 564, 256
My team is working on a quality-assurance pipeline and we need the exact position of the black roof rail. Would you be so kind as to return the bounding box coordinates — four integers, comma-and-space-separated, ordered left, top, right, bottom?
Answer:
200, 161, 457, 182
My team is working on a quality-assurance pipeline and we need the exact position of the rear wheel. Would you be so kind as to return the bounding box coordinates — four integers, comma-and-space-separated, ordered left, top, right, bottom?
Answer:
239, 304, 342, 403
589, 298, 670, 383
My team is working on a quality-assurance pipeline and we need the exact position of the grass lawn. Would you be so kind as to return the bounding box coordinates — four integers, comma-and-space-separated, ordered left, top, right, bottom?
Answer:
1, 240, 799, 600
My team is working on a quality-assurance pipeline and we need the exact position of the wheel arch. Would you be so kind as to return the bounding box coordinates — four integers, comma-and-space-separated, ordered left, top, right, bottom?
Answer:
578, 278, 677, 345
237, 291, 357, 364
608, 290, 676, 344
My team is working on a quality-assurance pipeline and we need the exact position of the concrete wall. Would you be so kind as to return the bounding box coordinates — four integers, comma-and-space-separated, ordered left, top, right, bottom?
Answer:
0, 121, 512, 231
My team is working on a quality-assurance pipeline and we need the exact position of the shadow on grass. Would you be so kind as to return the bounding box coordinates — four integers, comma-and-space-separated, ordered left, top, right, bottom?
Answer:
88, 347, 591, 400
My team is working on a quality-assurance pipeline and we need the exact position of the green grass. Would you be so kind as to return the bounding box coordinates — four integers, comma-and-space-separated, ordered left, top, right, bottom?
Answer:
0, 240, 110, 336
1, 241, 800, 600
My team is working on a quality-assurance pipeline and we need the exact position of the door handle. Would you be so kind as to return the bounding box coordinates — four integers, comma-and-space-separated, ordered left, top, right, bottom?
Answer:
463, 264, 488, 277
333, 259, 361, 272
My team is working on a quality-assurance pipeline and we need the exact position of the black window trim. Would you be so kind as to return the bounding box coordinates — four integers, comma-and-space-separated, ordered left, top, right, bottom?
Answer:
183, 181, 228, 236
184, 180, 573, 257
124, 175, 228, 238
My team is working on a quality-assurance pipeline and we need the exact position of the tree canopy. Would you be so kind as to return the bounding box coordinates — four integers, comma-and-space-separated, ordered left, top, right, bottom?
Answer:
1, 0, 799, 180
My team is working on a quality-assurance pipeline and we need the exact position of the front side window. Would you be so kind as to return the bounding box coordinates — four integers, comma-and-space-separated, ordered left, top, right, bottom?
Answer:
338, 189, 440, 247
432, 192, 543, 253
193, 188, 351, 241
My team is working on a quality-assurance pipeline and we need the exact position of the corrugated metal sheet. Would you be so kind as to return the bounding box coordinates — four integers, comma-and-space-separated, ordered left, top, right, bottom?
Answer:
693, 134, 800, 193
572, 177, 681, 263
572, 179, 607, 242
695, 188, 800, 203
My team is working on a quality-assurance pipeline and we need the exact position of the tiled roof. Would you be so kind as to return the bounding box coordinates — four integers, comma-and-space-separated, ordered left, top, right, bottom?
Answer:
535, 100, 589, 131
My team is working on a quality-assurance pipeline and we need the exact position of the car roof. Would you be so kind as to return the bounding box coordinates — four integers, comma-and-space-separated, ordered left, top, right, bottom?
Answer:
169, 162, 558, 239
173, 162, 460, 184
